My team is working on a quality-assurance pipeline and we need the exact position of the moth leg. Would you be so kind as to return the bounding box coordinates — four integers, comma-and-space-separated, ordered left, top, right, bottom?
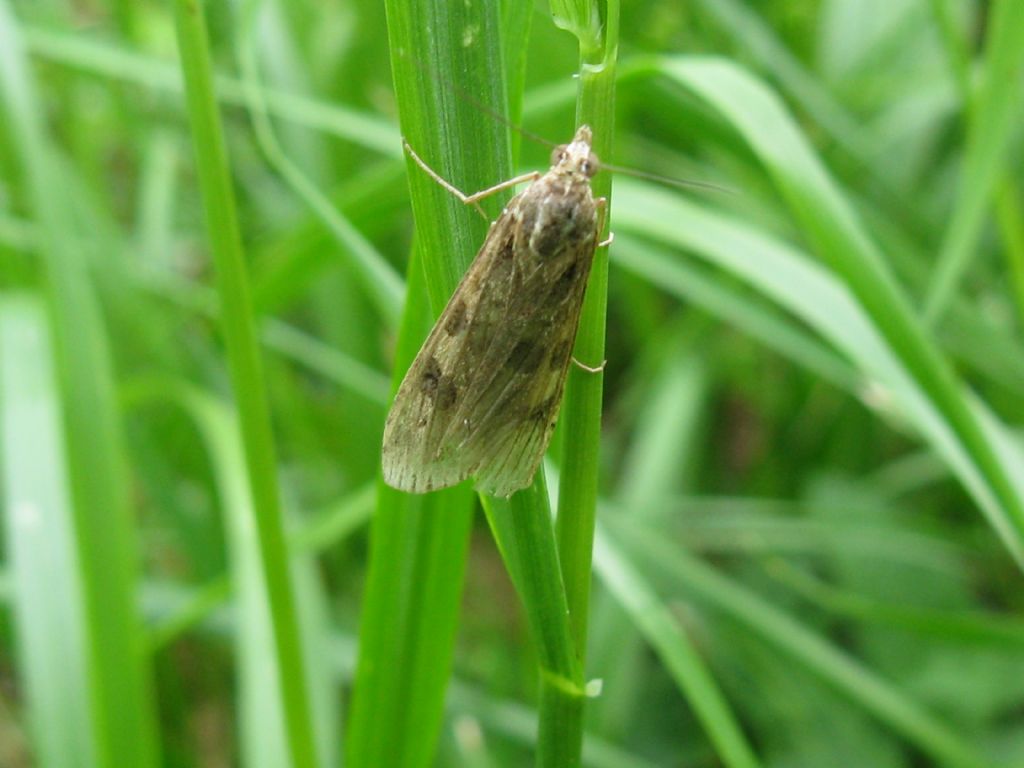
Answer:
572, 356, 606, 374
463, 172, 542, 205
595, 196, 614, 248
403, 138, 541, 219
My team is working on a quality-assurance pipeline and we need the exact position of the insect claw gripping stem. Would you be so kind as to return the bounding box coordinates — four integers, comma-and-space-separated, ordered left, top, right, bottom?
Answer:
402, 137, 541, 220
596, 196, 613, 248
572, 356, 606, 374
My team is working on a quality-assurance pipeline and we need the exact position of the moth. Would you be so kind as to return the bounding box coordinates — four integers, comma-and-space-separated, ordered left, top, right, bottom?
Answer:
382, 125, 607, 497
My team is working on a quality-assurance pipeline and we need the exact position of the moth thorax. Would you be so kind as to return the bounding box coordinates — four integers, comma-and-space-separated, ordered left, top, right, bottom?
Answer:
527, 194, 593, 257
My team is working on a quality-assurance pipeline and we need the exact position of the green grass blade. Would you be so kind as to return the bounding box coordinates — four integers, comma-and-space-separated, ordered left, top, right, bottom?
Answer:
690, 0, 877, 165
233, 0, 405, 328
347, 484, 474, 768
594, 530, 760, 768
615, 177, 1024, 565
771, 561, 1024, 649
606, 518, 992, 768
555, 0, 619, 672
925, 0, 972, 98
588, 343, 710, 738
347, 0, 508, 762
995, 181, 1024, 330
651, 56, 1024, 568
612, 235, 859, 391
0, 6, 160, 766
481, 485, 584, 768
22, 25, 400, 156
448, 682, 661, 768
924, 0, 1024, 321
260, 320, 390, 405
551, 0, 604, 57
126, 379, 338, 767
289, 482, 377, 554
529, 2, 622, 764
147, 577, 232, 652
0, 296, 97, 768
171, 2, 317, 765
199, 395, 337, 768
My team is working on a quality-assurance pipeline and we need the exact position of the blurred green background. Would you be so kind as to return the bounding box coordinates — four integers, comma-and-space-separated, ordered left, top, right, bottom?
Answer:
1, 0, 1023, 766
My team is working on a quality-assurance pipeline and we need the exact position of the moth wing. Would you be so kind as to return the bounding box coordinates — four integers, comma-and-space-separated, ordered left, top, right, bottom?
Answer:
448, 232, 595, 497
468, 346, 575, 497
382, 181, 597, 497
381, 212, 521, 493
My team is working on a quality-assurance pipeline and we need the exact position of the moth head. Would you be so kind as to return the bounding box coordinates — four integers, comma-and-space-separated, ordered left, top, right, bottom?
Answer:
551, 124, 599, 178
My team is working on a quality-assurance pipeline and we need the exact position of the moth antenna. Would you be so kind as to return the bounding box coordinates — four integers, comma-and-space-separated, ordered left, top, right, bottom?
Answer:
394, 49, 730, 195
460, 99, 556, 150
600, 162, 735, 196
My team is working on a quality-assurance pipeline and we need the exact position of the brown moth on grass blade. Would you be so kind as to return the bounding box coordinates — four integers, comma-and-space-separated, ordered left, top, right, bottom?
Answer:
382, 125, 608, 497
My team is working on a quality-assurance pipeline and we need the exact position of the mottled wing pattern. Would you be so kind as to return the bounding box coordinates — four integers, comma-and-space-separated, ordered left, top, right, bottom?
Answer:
382, 188, 596, 496
468, 240, 593, 496
381, 210, 521, 493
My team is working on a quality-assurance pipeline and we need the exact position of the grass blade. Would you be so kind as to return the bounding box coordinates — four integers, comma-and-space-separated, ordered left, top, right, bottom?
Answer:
605, 517, 991, 768
924, 0, 1024, 321
0, 297, 97, 768
171, 2, 316, 765
651, 57, 1024, 568
234, 0, 405, 328
0, 6, 160, 766
22, 25, 400, 155
594, 529, 760, 768
347, 0, 508, 762
129, 382, 338, 768
555, 0, 619, 677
